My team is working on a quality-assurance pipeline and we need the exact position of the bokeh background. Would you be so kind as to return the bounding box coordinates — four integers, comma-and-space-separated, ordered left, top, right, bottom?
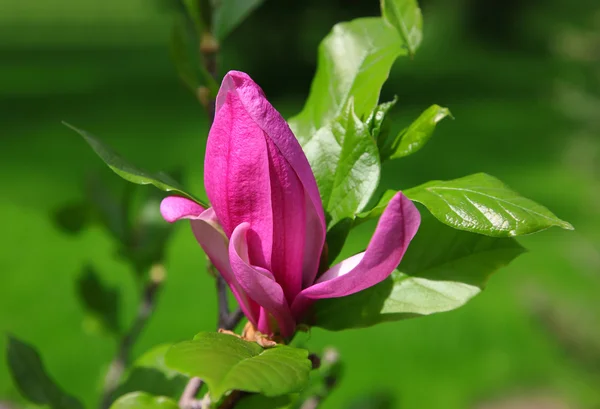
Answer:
1, 0, 599, 408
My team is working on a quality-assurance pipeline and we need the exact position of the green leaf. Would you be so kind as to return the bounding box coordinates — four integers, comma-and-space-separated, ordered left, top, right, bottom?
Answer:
213, 0, 265, 41
310, 213, 525, 330
6, 335, 83, 409
165, 332, 311, 400
170, 17, 200, 94
356, 189, 398, 225
382, 104, 451, 160
288, 15, 408, 250
77, 265, 120, 335
318, 100, 381, 229
366, 97, 398, 152
64, 123, 206, 206
126, 187, 175, 272
182, 0, 205, 35
109, 392, 179, 409
53, 202, 92, 235
236, 394, 294, 409
381, 0, 423, 56
113, 345, 188, 401
85, 175, 130, 243
288, 17, 407, 145
404, 173, 574, 236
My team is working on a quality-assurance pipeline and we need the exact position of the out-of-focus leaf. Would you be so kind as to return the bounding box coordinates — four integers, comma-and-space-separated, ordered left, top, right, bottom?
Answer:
6, 336, 84, 409
64, 123, 206, 206
85, 175, 130, 243
112, 345, 188, 401
236, 394, 294, 409
165, 332, 311, 400
405, 173, 574, 236
347, 391, 396, 409
381, 104, 451, 160
170, 17, 200, 93
310, 213, 525, 330
170, 16, 219, 97
109, 392, 178, 409
381, 0, 423, 56
213, 0, 265, 41
77, 265, 120, 335
182, 0, 205, 34
53, 202, 92, 235
126, 188, 174, 272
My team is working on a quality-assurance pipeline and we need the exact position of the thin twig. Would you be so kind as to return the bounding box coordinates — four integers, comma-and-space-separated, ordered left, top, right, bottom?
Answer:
100, 265, 166, 409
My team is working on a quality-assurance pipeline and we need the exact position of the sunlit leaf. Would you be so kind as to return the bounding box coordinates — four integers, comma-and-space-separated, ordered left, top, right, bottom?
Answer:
289, 18, 406, 144
165, 332, 311, 400
381, 0, 423, 56
6, 336, 83, 409
366, 97, 398, 152
381, 104, 451, 160
405, 173, 574, 236
310, 214, 525, 330
64, 123, 206, 206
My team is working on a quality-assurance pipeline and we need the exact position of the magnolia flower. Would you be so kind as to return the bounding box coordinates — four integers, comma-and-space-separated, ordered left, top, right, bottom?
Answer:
160, 71, 420, 337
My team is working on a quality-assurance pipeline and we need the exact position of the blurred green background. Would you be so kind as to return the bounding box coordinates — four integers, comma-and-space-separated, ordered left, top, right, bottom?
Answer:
1, 0, 599, 408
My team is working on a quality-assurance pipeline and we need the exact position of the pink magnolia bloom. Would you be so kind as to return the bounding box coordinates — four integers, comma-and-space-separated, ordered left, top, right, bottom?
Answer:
160, 71, 420, 337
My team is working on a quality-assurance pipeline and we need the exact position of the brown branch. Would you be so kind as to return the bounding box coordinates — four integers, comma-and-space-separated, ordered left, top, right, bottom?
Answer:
100, 265, 165, 409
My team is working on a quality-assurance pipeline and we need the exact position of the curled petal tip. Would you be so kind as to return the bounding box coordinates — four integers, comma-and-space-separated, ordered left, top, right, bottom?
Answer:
160, 196, 204, 223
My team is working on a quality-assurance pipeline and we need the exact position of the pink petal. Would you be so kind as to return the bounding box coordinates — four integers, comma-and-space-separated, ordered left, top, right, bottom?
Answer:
159, 196, 260, 326
229, 222, 296, 337
291, 192, 421, 319
160, 195, 205, 223
206, 71, 326, 299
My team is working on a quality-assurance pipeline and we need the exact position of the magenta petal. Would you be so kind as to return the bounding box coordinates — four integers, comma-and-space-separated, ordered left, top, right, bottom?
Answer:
159, 196, 260, 326
205, 70, 326, 298
160, 195, 205, 223
229, 222, 296, 337
291, 192, 421, 318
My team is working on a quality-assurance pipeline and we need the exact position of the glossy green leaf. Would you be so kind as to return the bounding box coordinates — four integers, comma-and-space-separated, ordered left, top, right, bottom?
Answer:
113, 345, 188, 401
310, 214, 525, 330
77, 265, 120, 335
6, 336, 83, 409
109, 392, 179, 409
317, 100, 381, 229
381, 0, 423, 56
366, 97, 398, 152
288, 17, 406, 145
405, 173, 574, 236
382, 104, 451, 160
64, 123, 206, 206
213, 0, 265, 41
165, 332, 311, 400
